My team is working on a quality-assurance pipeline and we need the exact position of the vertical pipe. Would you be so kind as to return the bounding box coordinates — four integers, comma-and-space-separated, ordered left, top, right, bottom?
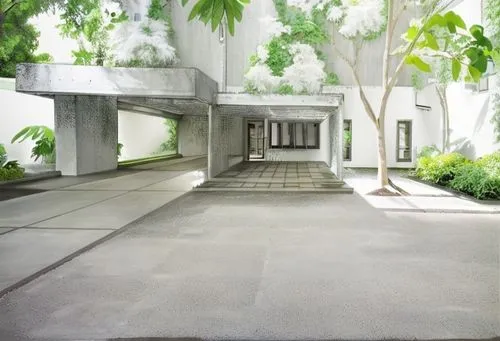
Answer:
337, 100, 344, 181
207, 105, 213, 179
219, 18, 228, 92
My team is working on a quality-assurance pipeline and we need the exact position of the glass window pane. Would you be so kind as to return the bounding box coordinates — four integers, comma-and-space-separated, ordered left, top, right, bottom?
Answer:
282, 123, 291, 146
295, 123, 304, 146
307, 123, 317, 147
271, 123, 279, 146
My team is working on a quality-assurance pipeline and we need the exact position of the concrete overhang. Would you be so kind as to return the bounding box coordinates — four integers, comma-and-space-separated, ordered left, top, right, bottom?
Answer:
16, 63, 218, 104
215, 93, 343, 121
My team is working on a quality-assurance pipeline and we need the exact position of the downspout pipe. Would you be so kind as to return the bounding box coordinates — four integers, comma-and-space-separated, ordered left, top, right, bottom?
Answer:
219, 17, 228, 92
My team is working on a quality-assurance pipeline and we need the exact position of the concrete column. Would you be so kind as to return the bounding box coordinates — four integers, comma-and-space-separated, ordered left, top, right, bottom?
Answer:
329, 106, 344, 180
54, 95, 118, 176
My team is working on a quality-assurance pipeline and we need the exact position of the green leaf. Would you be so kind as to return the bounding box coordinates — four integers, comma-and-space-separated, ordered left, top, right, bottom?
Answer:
446, 21, 456, 33
468, 65, 482, 82
405, 55, 431, 73
11, 127, 31, 143
452, 59, 461, 81
211, 0, 224, 31
473, 54, 488, 73
444, 11, 466, 30
188, 0, 208, 21
424, 32, 439, 50
470, 25, 484, 40
426, 14, 447, 28
405, 26, 419, 41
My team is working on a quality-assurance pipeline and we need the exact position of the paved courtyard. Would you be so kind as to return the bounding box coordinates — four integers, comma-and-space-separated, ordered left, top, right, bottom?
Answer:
0, 158, 499, 340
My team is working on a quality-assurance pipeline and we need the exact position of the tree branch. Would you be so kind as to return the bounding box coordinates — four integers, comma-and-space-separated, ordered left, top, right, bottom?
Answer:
383, 0, 394, 87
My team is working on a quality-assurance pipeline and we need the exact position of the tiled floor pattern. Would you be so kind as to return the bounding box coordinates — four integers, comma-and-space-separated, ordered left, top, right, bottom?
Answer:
198, 162, 346, 190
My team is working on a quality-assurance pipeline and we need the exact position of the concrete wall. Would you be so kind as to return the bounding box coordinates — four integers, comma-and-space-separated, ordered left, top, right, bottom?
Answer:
208, 109, 244, 177
0, 79, 173, 165
54, 95, 118, 175
178, 115, 208, 157
171, 1, 415, 88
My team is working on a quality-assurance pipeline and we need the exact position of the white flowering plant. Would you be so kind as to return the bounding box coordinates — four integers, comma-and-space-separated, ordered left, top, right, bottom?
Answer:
244, 0, 340, 95
110, 0, 178, 67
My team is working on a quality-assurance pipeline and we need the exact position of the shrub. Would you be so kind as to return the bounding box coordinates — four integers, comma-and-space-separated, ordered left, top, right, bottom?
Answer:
449, 163, 500, 200
0, 150, 25, 182
415, 152, 470, 185
417, 144, 441, 158
0, 144, 7, 166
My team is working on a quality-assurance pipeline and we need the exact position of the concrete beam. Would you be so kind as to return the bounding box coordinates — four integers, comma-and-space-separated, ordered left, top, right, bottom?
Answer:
216, 93, 342, 107
16, 64, 218, 104
117, 100, 183, 120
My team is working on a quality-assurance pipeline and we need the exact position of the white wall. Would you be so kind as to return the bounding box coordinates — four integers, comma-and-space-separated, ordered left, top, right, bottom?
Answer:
330, 86, 442, 168
0, 80, 54, 165
117, 110, 169, 160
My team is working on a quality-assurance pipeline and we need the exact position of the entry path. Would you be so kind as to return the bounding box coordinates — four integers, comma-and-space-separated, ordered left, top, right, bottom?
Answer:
0, 156, 207, 294
0, 191, 498, 340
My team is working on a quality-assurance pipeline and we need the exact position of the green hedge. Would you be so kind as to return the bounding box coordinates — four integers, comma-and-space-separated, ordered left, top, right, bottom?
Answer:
0, 167, 24, 181
415, 152, 470, 185
415, 151, 500, 200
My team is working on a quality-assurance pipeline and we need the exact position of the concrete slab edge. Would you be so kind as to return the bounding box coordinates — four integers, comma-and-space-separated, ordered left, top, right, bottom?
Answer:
406, 176, 500, 205
193, 187, 354, 194
0, 191, 193, 299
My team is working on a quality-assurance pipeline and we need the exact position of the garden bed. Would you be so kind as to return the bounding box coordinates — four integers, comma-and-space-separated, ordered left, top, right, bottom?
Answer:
407, 175, 500, 205
0, 170, 61, 187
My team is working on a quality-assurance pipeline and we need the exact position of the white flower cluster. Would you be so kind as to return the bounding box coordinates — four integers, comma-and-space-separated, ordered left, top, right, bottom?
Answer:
282, 43, 326, 93
244, 40, 326, 94
111, 18, 177, 67
259, 16, 292, 41
287, 0, 331, 15
335, 0, 385, 37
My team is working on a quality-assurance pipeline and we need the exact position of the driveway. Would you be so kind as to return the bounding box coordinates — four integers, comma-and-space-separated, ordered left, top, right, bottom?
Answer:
0, 190, 498, 340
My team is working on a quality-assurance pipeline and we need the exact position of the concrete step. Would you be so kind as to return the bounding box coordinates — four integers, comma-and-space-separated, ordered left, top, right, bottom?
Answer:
193, 185, 354, 193
210, 177, 344, 184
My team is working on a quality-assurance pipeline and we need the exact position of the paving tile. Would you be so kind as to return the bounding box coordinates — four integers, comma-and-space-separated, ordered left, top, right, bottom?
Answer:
255, 183, 271, 188
0, 228, 13, 234
227, 183, 244, 188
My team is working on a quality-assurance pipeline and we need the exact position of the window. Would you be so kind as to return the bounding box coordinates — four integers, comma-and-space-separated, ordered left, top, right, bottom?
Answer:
397, 120, 412, 162
269, 122, 319, 149
479, 77, 489, 92
134, 13, 142, 21
343, 119, 352, 161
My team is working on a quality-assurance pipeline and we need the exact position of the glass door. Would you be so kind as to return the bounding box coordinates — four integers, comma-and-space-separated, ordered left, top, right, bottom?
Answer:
248, 120, 265, 159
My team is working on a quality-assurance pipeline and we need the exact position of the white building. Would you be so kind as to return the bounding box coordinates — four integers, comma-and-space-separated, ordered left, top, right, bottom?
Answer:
2, 0, 498, 178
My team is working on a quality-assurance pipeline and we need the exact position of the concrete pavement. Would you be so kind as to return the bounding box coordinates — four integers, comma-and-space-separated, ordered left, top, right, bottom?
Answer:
0, 156, 207, 294
0, 190, 498, 340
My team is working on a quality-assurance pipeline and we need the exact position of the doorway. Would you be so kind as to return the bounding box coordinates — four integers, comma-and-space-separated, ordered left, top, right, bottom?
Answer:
247, 120, 265, 160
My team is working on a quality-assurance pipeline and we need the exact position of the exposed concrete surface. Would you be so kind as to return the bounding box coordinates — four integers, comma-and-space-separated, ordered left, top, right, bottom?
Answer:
0, 157, 209, 298
30, 191, 185, 230
178, 115, 208, 157
0, 190, 125, 227
0, 229, 110, 290
0, 192, 498, 340
54, 95, 118, 176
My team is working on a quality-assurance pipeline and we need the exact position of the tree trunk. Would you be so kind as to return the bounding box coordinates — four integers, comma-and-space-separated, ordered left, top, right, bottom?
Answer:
376, 122, 389, 187
436, 84, 450, 153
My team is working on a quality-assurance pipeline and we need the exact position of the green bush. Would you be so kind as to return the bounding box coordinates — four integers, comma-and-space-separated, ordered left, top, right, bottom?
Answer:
415, 152, 470, 185
417, 144, 441, 158
449, 163, 500, 200
0, 158, 25, 181
0, 144, 7, 166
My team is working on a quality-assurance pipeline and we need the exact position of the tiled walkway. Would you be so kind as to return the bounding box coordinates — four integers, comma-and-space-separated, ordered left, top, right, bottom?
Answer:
196, 161, 353, 192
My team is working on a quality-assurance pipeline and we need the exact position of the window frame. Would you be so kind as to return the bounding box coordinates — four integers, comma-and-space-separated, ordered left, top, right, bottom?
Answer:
343, 119, 352, 161
269, 121, 320, 150
396, 120, 413, 162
